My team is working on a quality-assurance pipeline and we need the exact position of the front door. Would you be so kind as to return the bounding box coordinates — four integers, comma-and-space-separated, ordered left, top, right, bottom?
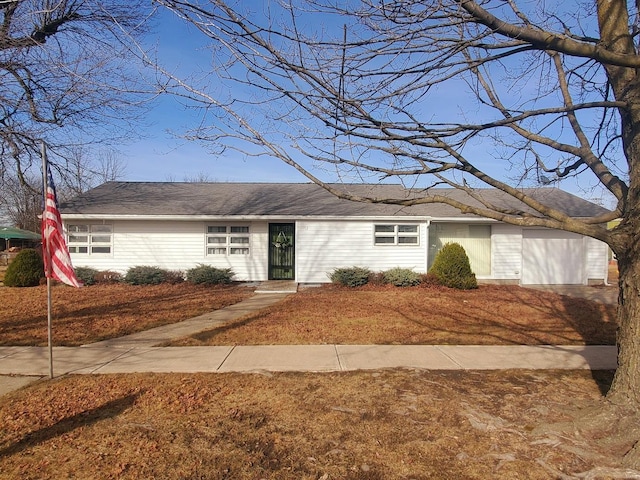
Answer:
269, 223, 295, 280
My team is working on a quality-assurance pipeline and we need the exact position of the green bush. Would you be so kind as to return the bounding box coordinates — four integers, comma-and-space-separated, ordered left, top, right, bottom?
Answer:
125, 266, 171, 285
94, 270, 122, 284
186, 264, 234, 285
4, 249, 44, 287
329, 266, 371, 287
428, 242, 478, 290
74, 267, 99, 286
382, 267, 422, 287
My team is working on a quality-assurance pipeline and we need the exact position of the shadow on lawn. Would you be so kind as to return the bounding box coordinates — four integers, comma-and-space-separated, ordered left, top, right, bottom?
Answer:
387, 285, 616, 346
0, 390, 142, 458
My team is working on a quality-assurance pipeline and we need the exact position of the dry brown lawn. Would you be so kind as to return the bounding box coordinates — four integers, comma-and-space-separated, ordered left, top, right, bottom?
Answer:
0, 283, 253, 346
0, 282, 617, 347
1, 370, 634, 480
0, 265, 633, 478
173, 284, 617, 346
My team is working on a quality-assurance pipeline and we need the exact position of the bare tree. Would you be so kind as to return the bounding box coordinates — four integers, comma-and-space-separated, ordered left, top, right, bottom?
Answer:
0, 172, 41, 232
157, 0, 640, 465
0, 0, 153, 186
0, 147, 123, 230
60, 147, 127, 197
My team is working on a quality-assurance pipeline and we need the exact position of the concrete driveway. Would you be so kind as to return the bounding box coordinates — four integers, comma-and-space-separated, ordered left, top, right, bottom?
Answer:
525, 284, 618, 305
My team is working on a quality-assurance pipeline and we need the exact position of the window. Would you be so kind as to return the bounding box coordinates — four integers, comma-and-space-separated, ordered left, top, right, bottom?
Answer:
374, 224, 419, 245
428, 223, 491, 275
206, 225, 250, 255
67, 224, 112, 254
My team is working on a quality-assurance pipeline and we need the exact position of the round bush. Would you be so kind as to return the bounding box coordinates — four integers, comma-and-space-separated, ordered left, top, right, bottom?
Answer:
186, 265, 233, 285
428, 242, 478, 290
329, 266, 371, 287
382, 267, 421, 287
74, 266, 99, 286
124, 266, 169, 285
4, 249, 44, 287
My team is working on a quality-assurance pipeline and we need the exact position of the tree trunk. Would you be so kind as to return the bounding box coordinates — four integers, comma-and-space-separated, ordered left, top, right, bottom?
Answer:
607, 248, 640, 407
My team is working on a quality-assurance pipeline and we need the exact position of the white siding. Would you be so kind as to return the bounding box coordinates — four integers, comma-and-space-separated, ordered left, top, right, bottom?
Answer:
67, 217, 608, 285
491, 224, 522, 280
70, 220, 270, 281
296, 220, 427, 283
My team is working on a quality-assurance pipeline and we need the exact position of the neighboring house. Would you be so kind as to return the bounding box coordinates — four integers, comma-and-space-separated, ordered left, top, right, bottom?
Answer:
59, 182, 611, 285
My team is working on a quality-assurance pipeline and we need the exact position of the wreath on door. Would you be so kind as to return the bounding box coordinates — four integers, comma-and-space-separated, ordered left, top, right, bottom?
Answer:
273, 231, 292, 249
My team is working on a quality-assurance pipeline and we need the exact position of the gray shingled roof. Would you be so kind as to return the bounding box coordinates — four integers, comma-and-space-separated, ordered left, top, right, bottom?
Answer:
59, 182, 610, 219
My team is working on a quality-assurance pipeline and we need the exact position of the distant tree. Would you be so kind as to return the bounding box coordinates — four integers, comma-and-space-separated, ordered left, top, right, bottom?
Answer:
61, 147, 127, 197
158, 0, 640, 466
0, 148, 126, 230
0, 172, 40, 232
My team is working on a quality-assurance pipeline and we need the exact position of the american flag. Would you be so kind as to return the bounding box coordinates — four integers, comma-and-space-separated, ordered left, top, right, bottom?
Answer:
41, 165, 82, 288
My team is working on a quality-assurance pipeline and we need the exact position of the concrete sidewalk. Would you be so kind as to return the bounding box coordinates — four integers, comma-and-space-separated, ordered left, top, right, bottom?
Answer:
0, 344, 618, 377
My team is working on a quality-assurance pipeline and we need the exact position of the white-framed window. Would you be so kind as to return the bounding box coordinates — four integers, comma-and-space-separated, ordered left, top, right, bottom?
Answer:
67, 224, 112, 254
374, 224, 419, 245
206, 225, 250, 255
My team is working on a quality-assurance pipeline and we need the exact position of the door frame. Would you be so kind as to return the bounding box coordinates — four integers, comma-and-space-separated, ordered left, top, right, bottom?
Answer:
268, 223, 296, 280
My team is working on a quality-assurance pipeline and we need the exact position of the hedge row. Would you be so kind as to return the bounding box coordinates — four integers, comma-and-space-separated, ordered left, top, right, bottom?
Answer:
3, 253, 234, 287
329, 242, 477, 290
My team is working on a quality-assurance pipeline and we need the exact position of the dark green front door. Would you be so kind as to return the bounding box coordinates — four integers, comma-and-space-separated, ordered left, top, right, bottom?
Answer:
269, 223, 295, 280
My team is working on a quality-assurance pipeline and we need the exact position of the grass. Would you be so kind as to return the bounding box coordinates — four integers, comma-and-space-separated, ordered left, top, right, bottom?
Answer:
172, 284, 617, 346
0, 282, 617, 347
0, 270, 629, 478
0, 283, 253, 346
0, 370, 627, 480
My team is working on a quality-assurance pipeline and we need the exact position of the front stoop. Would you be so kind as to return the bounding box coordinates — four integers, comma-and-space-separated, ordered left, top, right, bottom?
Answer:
255, 280, 298, 294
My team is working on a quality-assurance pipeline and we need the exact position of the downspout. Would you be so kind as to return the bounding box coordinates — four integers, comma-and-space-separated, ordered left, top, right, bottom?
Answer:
425, 218, 432, 273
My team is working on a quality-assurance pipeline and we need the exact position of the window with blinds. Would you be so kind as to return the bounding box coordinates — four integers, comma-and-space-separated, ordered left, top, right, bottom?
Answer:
428, 223, 491, 275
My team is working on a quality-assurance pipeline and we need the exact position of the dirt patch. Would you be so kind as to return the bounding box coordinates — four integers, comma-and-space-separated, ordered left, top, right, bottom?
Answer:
0, 283, 253, 346
173, 284, 617, 346
1, 370, 637, 479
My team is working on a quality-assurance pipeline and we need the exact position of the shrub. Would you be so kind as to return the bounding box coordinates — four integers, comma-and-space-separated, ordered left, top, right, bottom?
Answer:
186, 264, 234, 285
124, 266, 170, 285
4, 249, 44, 287
329, 266, 371, 287
162, 270, 185, 284
382, 267, 422, 287
419, 272, 441, 287
74, 266, 99, 286
94, 270, 122, 284
428, 242, 478, 290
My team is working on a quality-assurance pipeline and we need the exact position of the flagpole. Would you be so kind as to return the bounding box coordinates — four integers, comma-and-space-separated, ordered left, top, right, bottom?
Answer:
42, 142, 54, 379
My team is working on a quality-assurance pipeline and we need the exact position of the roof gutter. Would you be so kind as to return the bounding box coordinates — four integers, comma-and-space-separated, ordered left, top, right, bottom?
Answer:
60, 214, 438, 222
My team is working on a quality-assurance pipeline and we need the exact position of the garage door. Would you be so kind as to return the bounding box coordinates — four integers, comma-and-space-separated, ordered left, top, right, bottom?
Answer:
522, 229, 584, 285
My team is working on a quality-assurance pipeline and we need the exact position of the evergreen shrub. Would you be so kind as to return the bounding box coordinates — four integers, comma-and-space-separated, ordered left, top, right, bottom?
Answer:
428, 242, 478, 290
74, 267, 99, 286
124, 266, 171, 285
329, 266, 371, 287
382, 267, 422, 287
3, 249, 44, 287
186, 264, 234, 285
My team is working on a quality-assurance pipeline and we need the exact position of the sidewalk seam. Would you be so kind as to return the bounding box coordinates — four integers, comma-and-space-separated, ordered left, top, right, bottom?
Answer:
435, 346, 464, 369
88, 347, 138, 374
217, 345, 236, 371
334, 345, 345, 371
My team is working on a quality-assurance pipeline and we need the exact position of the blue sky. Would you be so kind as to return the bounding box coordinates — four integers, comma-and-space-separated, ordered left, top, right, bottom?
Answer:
118, 9, 307, 183
114, 6, 616, 209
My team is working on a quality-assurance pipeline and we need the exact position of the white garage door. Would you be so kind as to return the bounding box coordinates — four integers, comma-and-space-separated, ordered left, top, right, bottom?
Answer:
522, 229, 584, 285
